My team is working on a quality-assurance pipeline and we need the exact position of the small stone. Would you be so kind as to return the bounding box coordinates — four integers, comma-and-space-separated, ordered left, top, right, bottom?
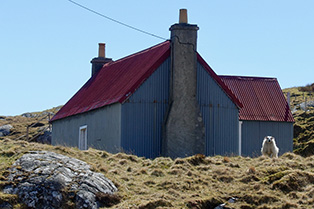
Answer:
0, 124, 13, 136
228, 197, 237, 203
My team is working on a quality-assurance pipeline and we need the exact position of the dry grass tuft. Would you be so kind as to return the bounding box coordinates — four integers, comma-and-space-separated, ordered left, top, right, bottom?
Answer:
281, 152, 299, 160
223, 156, 231, 163
167, 168, 182, 176
247, 166, 256, 174
150, 169, 165, 177
240, 174, 260, 183
186, 154, 207, 166
186, 197, 223, 209
174, 158, 186, 165
95, 192, 121, 207
100, 151, 109, 158
272, 171, 314, 193
241, 194, 279, 206
137, 168, 148, 175
138, 199, 173, 209
118, 159, 128, 165
0, 192, 19, 205
218, 175, 234, 183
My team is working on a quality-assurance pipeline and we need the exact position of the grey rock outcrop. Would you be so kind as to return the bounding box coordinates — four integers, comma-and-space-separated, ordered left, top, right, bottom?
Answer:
3, 151, 117, 209
0, 124, 13, 136
21, 112, 38, 118
36, 127, 52, 144
22, 111, 56, 118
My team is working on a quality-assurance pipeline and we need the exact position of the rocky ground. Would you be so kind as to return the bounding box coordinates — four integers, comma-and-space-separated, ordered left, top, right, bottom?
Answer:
3, 150, 117, 209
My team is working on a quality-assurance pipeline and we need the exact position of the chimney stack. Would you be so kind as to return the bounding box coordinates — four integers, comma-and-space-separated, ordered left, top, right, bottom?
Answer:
163, 9, 205, 158
98, 43, 106, 58
91, 43, 112, 76
179, 9, 188, 23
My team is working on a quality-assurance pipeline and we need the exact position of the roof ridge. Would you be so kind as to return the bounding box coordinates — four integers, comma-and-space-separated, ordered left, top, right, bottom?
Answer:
105, 40, 170, 67
219, 75, 277, 81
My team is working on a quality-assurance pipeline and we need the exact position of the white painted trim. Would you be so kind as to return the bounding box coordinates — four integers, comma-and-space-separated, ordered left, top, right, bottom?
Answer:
239, 121, 243, 156
79, 125, 88, 150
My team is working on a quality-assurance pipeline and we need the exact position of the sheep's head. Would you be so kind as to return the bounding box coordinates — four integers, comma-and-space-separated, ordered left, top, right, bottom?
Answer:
264, 136, 275, 144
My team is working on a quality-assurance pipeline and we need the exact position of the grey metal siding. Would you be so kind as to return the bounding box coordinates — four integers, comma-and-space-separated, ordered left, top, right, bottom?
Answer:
241, 120, 293, 157
52, 103, 121, 153
121, 58, 170, 158
197, 62, 239, 156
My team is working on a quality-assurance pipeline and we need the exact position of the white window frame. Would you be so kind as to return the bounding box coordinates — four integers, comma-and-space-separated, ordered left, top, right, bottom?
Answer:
79, 125, 88, 150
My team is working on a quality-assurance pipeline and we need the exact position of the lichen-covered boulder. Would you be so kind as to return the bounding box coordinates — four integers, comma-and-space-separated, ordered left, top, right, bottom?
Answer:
3, 151, 117, 209
0, 124, 13, 137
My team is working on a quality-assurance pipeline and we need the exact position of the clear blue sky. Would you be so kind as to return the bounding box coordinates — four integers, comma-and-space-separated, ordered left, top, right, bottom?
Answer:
1, 0, 313, 116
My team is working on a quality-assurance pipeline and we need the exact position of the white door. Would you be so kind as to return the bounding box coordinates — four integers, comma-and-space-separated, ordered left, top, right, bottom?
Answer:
79, 125, 87, 150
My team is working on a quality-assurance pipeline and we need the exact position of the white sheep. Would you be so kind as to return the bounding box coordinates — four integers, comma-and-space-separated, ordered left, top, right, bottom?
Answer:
261, 136, 279, 158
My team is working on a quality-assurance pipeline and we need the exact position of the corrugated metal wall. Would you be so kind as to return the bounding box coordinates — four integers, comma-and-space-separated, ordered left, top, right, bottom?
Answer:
121, 58, 170, 158
51, 103, 122, 153
197, 62, 240, 156
241, 120, 293, 157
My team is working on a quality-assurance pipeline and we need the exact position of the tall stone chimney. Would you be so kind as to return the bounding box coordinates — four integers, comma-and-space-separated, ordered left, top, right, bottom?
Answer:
91, 43, 112, 76
163, 9, 205, 158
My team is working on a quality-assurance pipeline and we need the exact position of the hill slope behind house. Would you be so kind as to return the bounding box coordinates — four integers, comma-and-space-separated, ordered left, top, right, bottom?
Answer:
283, 84, 314, 156
0, 139, 314, 208
0, 106, 62, 143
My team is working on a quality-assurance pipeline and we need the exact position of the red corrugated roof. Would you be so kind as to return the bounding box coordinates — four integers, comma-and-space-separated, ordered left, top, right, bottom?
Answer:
51, 41, 170, 121
51, 41, 245, 122
219, 76, 294, 122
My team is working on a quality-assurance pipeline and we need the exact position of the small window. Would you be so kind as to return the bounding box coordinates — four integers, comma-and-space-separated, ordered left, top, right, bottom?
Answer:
79, 125, 87, 150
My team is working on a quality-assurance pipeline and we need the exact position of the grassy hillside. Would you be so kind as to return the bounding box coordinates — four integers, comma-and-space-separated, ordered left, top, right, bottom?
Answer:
282, 85, 314, 157
0, 106, 61, 142
1, 139, 314, 208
